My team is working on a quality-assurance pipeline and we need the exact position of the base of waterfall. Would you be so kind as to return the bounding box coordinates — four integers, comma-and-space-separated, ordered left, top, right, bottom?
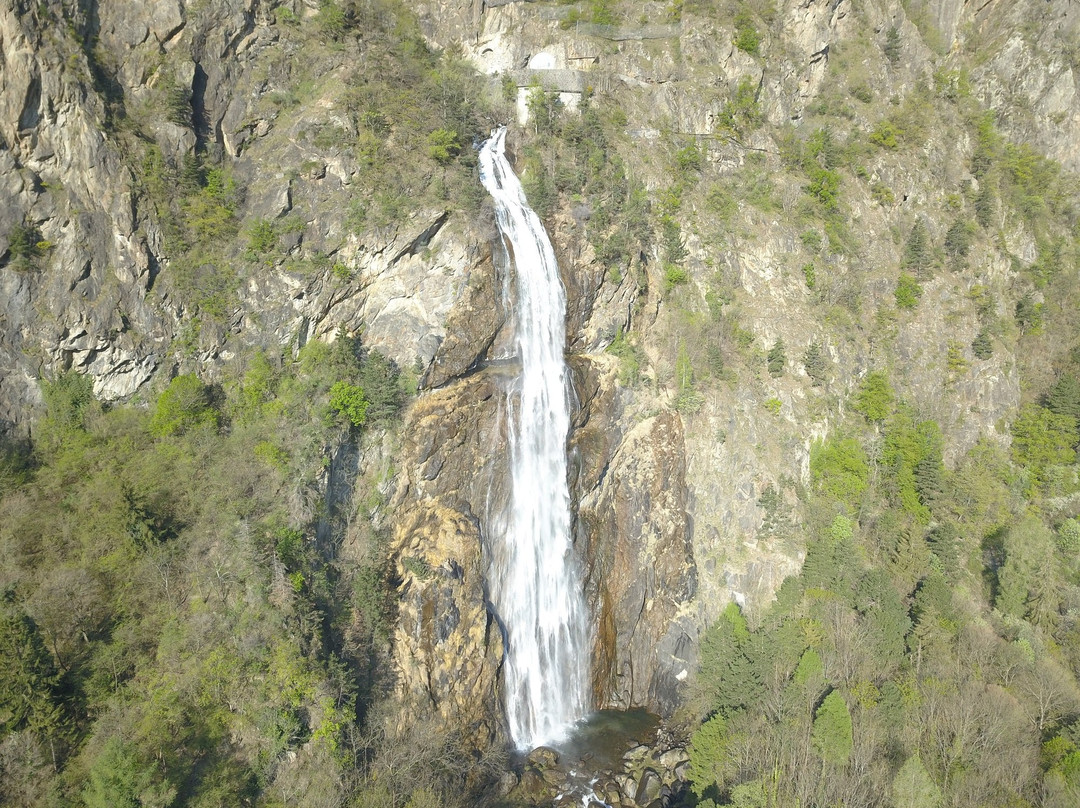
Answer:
490, 710, 690, 808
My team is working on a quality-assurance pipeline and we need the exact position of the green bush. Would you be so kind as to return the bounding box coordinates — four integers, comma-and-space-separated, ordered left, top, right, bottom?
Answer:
675, 143, 704, 175
733, 9, 761, 55
4, 223, 46, 271
811, 436, 869, 507
854, 371, 894, 422
329, 381, 369, 427
150, 374, 218, 437
664, 265, 689, 291
607, 327, 643, 386
247, 219, 278, 260
426, 128, 461, 164
895, 273, 923, 310
804, 165, 841, 210
869, 120, 900, 149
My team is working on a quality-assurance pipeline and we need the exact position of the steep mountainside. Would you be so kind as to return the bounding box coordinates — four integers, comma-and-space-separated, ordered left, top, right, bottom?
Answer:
2, 1, 1080, 807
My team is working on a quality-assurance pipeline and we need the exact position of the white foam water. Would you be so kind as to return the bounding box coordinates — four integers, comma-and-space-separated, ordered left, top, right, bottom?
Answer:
478, 126, 591, 751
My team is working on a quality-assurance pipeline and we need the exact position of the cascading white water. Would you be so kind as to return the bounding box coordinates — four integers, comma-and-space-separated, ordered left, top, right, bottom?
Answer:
478, 126, 591, 750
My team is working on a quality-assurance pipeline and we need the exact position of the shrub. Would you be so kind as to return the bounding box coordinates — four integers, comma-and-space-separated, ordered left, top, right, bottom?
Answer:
426, 129, 461, 164
805, 166, 841, 210
718, 77, 763, 136
664, 264, 689, 292
733, 9, 761, 55
811, 436, 869, 507
802, 263, 817, 290
895, 273, 923, 310
800, 230, 823, 253
151, 374, 218, 437
247, 219, 277, 261
871, 182, 895, 206
869, 120, 900, 149
607, 328, 643, 387
675, 143, 703, 175
4, 223, 46, 271
329, 381, 370, 427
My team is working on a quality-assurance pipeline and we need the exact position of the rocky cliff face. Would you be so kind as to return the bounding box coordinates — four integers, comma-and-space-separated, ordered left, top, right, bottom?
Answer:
2, 0, 1078, 756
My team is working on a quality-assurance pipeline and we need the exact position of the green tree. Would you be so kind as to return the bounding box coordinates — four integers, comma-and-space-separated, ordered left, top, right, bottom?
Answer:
688, 713, 729, 797
767, 338, 786, 378
943, 219, 975, 260
1046, 374, 1080, 427
150, 375, 218, 437
995, 515, 1057, 623
0, 609, 67, 742
854, 371, 894, 423
426, 128, 461, 164
675, 340, 703, 412
803, 342, 827, 386
884, 26, 901, 65
329, 381, 370, 427
4, 222, 45, 271
974, 182, 996, 228
895, 273, 923, 310
901, 220, 933, 278
84, 736, 175, 808
1010, 403, 1077, 487
793, 647, 825, 694
972, 329, 993, 360
1015, 293, 1043, 334
812, 691, 853, 765
892, 754, 942, 808
810, 437, 869, 508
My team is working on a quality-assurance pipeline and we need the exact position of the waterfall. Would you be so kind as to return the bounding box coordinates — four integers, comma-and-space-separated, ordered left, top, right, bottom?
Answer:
478, 126, 591, 750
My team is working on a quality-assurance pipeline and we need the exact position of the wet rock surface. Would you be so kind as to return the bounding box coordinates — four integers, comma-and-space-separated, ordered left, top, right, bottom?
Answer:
501, 713, 690, 808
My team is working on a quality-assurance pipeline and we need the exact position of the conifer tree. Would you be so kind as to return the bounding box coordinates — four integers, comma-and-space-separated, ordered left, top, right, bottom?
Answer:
901, 219, 934, 278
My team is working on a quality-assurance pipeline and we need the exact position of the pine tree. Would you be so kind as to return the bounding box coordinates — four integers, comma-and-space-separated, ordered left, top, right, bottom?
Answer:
901, 220, 934, 278
767, 338, 786, 377
1046, 374, 1080, 425
972, 329, 993, 360
803, 342, 827, 386
974, 182, 996, 228
884, 26, 901, 66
